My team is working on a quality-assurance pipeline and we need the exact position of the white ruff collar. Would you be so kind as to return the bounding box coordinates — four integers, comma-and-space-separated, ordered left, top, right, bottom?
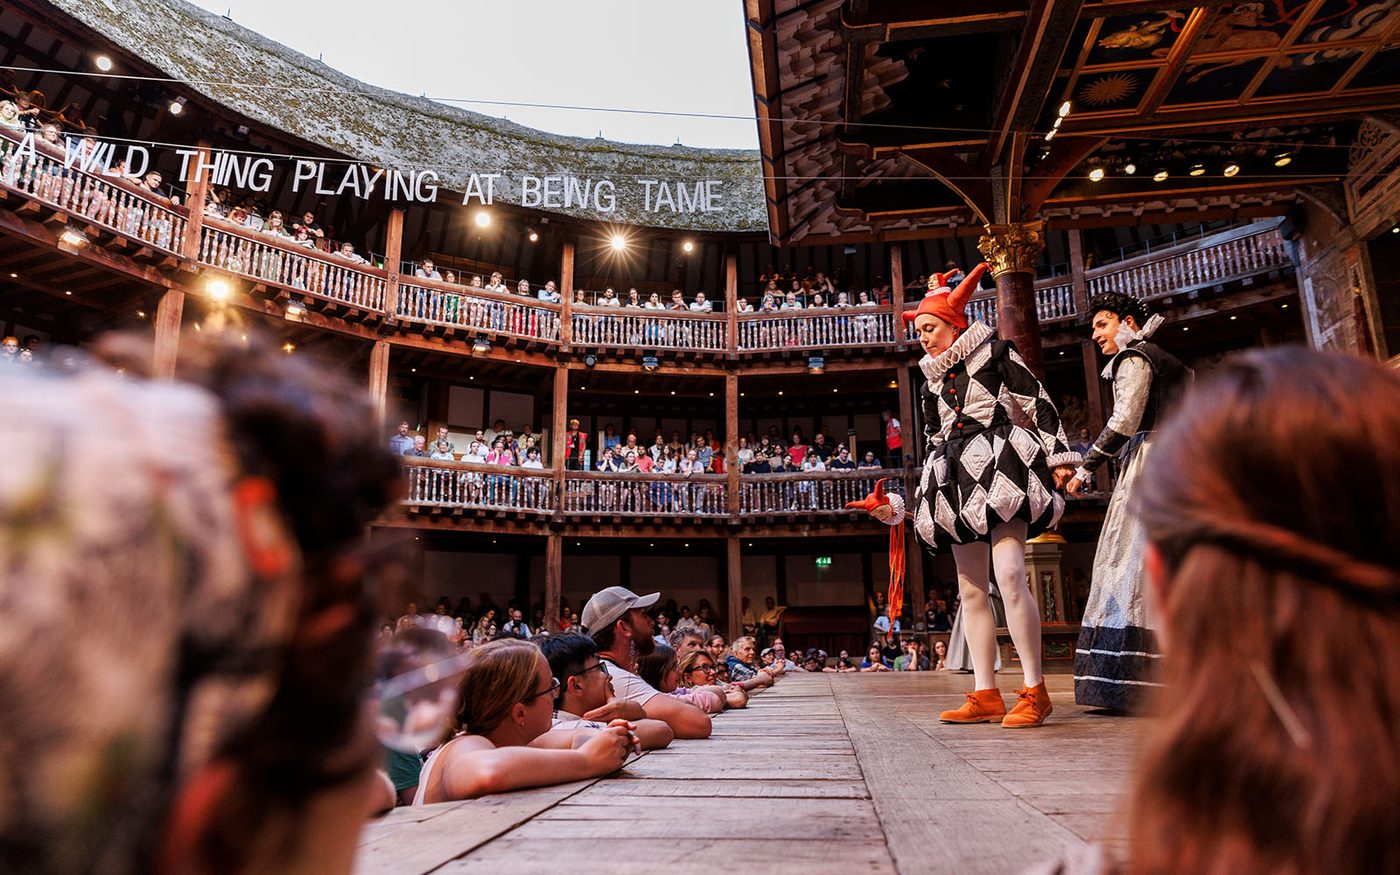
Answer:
919, 320, 994, 381
1102, 313, 1165, 378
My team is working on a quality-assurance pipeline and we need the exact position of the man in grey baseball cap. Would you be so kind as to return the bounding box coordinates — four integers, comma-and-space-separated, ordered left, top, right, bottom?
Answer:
579, 586, 660, 638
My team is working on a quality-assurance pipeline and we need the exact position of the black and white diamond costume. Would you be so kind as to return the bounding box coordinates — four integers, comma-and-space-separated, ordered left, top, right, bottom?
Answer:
911, 320, 1082, 550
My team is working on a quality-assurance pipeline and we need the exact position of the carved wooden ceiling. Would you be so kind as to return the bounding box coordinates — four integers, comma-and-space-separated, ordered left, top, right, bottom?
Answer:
747, 0, 1400, 244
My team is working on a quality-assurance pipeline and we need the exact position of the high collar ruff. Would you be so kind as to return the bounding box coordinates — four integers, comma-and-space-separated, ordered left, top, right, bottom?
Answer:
919, 320, 994, 381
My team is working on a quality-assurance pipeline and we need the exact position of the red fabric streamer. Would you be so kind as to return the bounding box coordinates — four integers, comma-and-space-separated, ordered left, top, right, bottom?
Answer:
845, 477, 904, 626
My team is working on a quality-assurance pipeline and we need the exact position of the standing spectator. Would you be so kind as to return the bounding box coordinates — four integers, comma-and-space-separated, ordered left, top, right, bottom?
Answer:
404, 435, 429, 458
429, 441, 454, 461
334, 242, 367, 265
830, 446, 857, 470
434, 425, 455, 454
291, 210, 324, 243
668, 290, 687, 311
858, 451, 883, 470
501, 608, 533, 639
689, 292, 713, 313
416, 259, 442, 280
883, 408, 903, 468
537, 280, 560, 303
564, 419, 586, 471
811, 432, 833, 463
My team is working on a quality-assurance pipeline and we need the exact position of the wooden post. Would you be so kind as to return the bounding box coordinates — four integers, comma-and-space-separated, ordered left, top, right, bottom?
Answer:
552, 363, 570, 501
544, 534, 563, 635
726, 372, 740, 517
896, 364, 916, 469
726, 535, 742, 639
1081, 339, 1104, 438
890, 243, 906, 348
152, 288, 184, 378
979, 221, 1047, 378
905, 527, 926, 634
1067, 227, 1089, 317
179, 142, 212, 265
559, 239, 575, 347
383, 208, 405, 319
369, 339, 391, 429
725, 251, 738, 354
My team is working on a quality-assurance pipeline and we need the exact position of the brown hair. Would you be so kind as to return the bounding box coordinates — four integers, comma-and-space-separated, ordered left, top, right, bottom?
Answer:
1130, 348, 1400, 875
676, 648, 714, 687
449, 639, 542, 738
636, 643, 677, 690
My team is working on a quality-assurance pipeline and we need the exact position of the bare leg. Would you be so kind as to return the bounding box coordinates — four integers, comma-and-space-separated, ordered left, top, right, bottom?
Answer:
989, 520, 1042, 687
950, 540, 998, 691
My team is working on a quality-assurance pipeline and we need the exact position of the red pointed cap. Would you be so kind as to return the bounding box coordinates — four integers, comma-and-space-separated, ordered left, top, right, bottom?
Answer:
902, 263, 989, 329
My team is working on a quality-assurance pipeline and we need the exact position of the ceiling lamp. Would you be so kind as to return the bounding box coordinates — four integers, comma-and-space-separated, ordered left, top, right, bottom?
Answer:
1088, 167, 1105, 183
527, 229, 539, 242
1045, 128, 1057, 142
641, 354, 659, 372
1189, 164, 1205, 176
282, 342, 295, 354
94, 54, 113, 71
1058, 101, 1072, 118
1153, 169, 1169, 182
807, 355, 825, 374
206, 277, 231, 300
285, 297, 306, 317
474, 210, 492, 228
59, 228, 90, 248
471, 336, 491, 356
1052, 116, 1063, 129
1274, 153, 1292, 167
168, 97, 185, 115
1224, 163, 1240, 177
1123, 163, 1136, 175
682, 240, 695, 253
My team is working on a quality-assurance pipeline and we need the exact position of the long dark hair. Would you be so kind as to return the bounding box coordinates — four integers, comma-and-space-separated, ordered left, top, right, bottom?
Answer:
1130, 348, 1400, 875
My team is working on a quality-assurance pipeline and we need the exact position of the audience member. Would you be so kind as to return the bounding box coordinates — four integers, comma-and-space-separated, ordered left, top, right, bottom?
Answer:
860, 644, 892, 671
638, 643, 725, 713
539, 633, 673, 749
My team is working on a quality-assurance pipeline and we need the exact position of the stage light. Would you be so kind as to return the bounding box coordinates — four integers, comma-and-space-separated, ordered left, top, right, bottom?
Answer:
610, 234, 627, 251
59, 228, 90, 248
1058, 101, 1072, 118
206, 277, 231, 300
807, 355, 825, 374
472, 336, 491, 356
282, 342, 295, 354
642, 354, 659, 372
682, 240, 694, 253
777, 390, 784, 396
1123, 163, 1136, 175
285, 297, 306, 317
474, 210, 492, 228
94, 55, 113, 72
1052, 117, 1063, 129
583, 354, 597, 368
1044, 128, 1057, 142
1224, 163, 1241, 177
135, 310, 146, 319
528, 230, 539, 242
1153, 170, 1169, 182
168, 98, 185, 115
1088, 167, 1105, 182
8, 272, 16, 278
1189, 164, 1205, 176
1274, 153, 1292, 167
64, 290, 72, 296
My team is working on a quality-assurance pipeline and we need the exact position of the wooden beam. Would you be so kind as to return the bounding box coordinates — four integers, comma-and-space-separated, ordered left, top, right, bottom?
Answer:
369, 339, 390, 429
383, 208, 405, 319
726, 372, 740, 517
552, 363, 570, 492
725, 252, 738, 353
559, 238, 575, 347
726, 535, 743, 640
180, 142, 211, 264
545, 533, 563, 634
152, 288, 183, 378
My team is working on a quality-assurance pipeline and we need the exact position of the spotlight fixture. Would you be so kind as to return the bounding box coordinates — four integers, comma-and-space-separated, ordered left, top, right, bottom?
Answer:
1224, 163, 1241, 177
1124, 163, 1137, 175
610, 234, 627, 252
8, 272, 16, 278
1189, 164, 1205, 177
282, 342, 295, 354
1274, 153, 1292, 167
168, 97, 185, 115
583, 353, 597, 368
94, 54, 113, 72
135, 309, 146, 319
777, 390, 784, 396
887, 380, 897, 389
59, 228, 90, 248
1052, 117, 1063, 130
642, 354, 659, 372
1392, 226, 1399, 234
1153, 169, 1169, 182
285, 297, 306, 317
682, 240, 694, 254
471, 336, 491, 357
1058, 101, 1072, 118
1044, 128, 1057, 142
474, 210, 492, 228
205, 277, 231, 300
1088, 167, 1105, 183
807, 355, 825, 374
65, 290, 72, 296
528, 229, 539, 242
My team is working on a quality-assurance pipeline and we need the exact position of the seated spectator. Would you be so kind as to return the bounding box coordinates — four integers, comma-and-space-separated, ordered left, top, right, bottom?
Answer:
894, 641, 930, 671
484, 271, 508, 294
516, 279, 531, 297
625, 288, 642, 308
291, 210, 324, 242
860, 644, 892, 671
932, 639, 948, 670
537, 280, 561, 303
335, 242, 367, 265
689, 291, 713, 313
725, 635, 775, 686
706, 633, 728, 663
444, 271, 458, 284
0, 99, 23, 131
539, 633, 673, 749
858, 451, 882, 469
677, 648, 748, 708
581, 586, 712, 739
598, 287, 621, 307
638, 643, 724, 714
830, 446, 858, 470
429, 440, 454, 461
414, 640, 636, 803
668, 290, 687, 311
416, 259, 442, 280
263, 210, 290, 238
521, 446, 544, 469
502, 608, 533, 639
404, 435, 429, 457
644, 291, 665, 310
736, 297, 754, 313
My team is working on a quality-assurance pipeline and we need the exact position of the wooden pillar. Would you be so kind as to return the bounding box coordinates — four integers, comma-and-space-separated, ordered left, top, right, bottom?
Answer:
179, 142, 211, 264
725, 372, 740, 517
151, 289, 184, 378
545, 534, 564, 634
890, 243, 906, 347
725, 252, 738, 354
1067, 227, 1089, 317
896, 364, 916, 469
905, 527, 926, 632
1080, 340, 1104, 437
726, 535, 742, 639
383, 208, 405, 319
978, 221, 1047, 378
369, 339, 391, 429
559, 239, 575, 347
552, 363, 569, 497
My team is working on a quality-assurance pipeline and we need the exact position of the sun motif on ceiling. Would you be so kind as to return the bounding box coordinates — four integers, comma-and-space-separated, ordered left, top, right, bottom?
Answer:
1078, 73, 1139, 106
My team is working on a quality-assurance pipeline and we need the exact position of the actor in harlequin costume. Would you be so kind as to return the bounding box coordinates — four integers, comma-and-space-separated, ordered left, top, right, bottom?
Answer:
1066, 292, 1190, 711
849, 265, 1081, 727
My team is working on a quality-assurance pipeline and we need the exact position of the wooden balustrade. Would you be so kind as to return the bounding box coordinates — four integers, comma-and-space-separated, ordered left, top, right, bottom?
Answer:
737, 469, 906, 515
0, 127, 186, 253
197, 219, 386, 311
562, 471, 729, 517
569, 306, 728, 351
396, 281, 562, 342
403, 460, 556, 514
737, 306, 895, 351
1086, 222, 1289, 302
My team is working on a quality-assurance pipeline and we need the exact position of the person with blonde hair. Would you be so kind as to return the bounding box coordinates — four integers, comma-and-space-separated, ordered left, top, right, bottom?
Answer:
413, 639, 636, 804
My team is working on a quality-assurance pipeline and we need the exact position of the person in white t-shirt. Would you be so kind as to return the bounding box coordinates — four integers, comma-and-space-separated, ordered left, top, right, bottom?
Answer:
580, 586, 712, 739
688, 291, 713, 313
539, 633, 674, 750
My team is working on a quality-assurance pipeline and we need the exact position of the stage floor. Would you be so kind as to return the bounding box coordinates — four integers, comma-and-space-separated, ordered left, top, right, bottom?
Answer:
357, 672, 1145, 874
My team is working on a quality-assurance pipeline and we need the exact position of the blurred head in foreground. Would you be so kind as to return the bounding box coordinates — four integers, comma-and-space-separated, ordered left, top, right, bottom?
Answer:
0, 333, 401, 875
1132, 347, 1400, 875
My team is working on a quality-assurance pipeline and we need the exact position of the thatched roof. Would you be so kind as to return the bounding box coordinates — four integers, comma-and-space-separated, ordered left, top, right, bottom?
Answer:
49, 0, 767, 233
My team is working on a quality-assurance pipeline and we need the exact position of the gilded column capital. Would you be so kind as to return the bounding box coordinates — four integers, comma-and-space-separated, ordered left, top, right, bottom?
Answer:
977, 220, 1046, 277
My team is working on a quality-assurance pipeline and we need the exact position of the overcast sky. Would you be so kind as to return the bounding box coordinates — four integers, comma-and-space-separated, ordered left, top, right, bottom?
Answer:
186, 0, 760, 150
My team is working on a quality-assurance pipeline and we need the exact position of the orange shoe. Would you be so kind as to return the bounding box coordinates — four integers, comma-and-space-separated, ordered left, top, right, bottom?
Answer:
939, 688, 1006, 723
1002, 682, 1053, 728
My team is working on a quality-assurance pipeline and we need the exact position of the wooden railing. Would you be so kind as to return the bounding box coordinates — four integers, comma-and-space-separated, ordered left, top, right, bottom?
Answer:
396, 281, 562, 343
737, 306, 896, 351
738, 469, 904, 515
198, 218, 386, 311
403, 460, 555, 515
569, 306, 728, 352
1086, 221, 1289, 302
562, 471, 729, 517
0, 126, 187, 254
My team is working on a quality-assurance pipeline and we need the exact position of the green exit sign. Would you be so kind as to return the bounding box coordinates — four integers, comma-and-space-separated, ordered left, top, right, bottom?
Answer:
815, 556, 832, 568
